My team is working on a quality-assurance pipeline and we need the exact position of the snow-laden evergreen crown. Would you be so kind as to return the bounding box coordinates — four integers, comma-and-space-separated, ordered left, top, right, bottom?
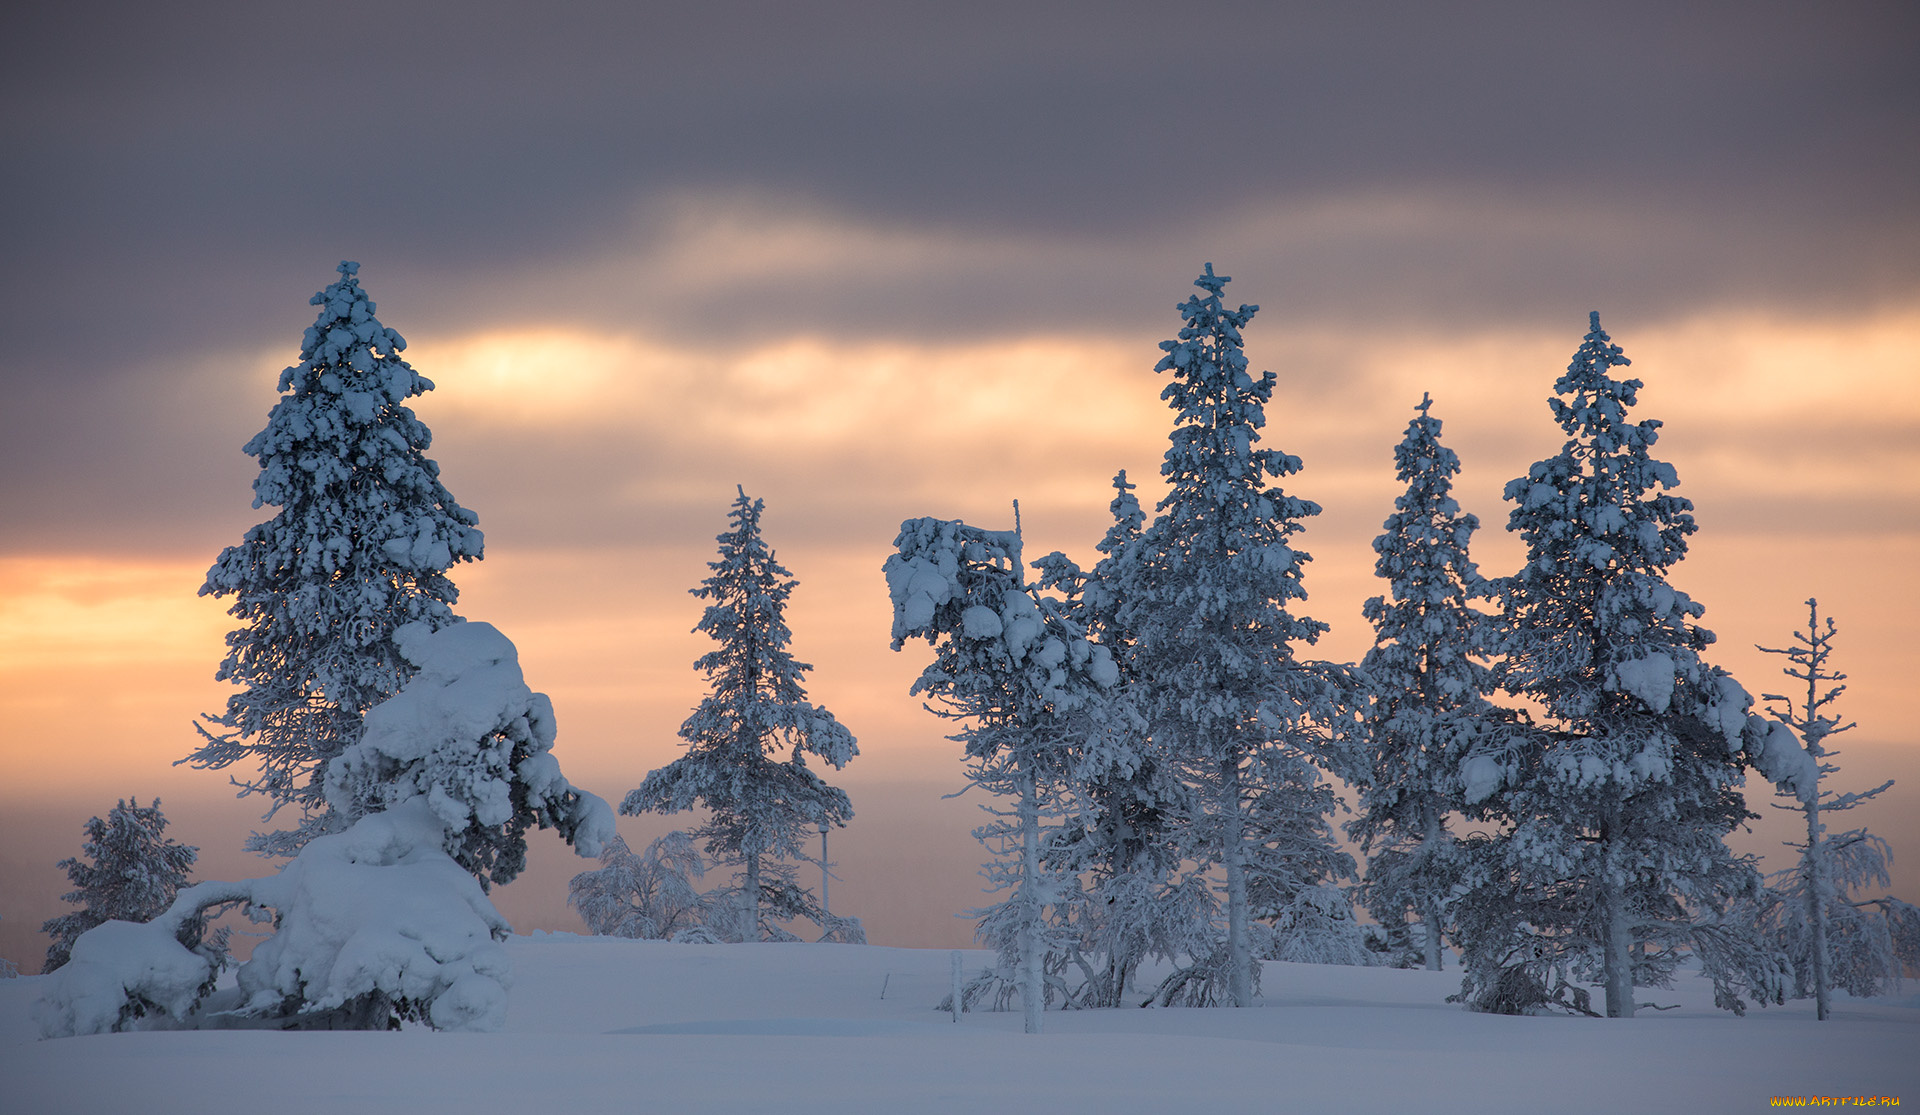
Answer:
191, 262, 483, 853
1125, 264, 1329, 711
1495, 314, 1761, 763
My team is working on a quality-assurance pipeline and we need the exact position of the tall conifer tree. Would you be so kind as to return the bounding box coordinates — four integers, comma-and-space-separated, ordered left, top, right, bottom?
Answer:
1467, 313, 1770, 1017
1033, 473, 1211, 1008
624, 489, 857, 941
1349, 395, 1497, 970
189, 262, 483, 855
1122, 265, 1353, 1007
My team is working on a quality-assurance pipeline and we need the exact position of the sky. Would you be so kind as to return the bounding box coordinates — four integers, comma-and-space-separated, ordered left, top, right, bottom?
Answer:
2, 1, 1917, 967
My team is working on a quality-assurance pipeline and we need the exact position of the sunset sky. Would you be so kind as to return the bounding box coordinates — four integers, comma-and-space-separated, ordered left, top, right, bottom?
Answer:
2, 2, 1916, 967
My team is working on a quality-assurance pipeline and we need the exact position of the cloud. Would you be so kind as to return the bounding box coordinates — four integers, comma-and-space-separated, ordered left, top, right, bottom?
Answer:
4, 3, 1915, 383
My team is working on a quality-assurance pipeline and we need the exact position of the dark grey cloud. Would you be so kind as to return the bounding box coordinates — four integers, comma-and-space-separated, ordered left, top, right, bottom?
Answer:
4, 2, 1916, 359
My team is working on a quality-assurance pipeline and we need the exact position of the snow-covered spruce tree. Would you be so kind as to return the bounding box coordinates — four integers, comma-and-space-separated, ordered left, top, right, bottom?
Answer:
1120, 265, 1357, 1007
1347, 394, 1500, 971
1463, 313, 1784, 1018
1032, 473, 1214, 1009
41, 799, 202, 973
569, 831, 719, 940
623, 489, 857, 942
1753, 600, 1918, 1016
325, 621, 617, 890
887, 514, 1124, 1031
189, 261, 483, 855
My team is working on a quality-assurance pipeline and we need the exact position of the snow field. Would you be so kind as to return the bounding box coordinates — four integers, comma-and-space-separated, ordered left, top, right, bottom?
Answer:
5, 934, 1916, 1114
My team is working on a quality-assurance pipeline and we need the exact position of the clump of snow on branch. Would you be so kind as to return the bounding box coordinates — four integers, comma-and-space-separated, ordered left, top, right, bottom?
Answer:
887, 517, 1118, 702
233, 802, 515, 1030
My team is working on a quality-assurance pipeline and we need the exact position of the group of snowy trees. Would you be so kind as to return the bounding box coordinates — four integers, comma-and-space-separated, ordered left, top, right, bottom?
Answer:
889, 267, 1915, 1027
29, 259, 1914, 1036
35, 263, 861, 1034
36, 264, 619, 1035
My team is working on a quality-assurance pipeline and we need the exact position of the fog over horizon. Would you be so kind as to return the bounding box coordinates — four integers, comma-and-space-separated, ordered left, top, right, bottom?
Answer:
3, 1, 1916, 969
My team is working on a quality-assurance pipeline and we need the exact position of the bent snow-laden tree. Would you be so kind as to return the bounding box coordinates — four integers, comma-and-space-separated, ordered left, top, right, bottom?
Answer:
326, 621, 616, 890
887, 514, 1125, 1032
1348, 395, 1501, 971
35, 623, 612, 1036
188, 262, 483, 855
42, 799, 203, 974
1120, 265, 1357, 1007
1753, 600, 1919, 1018
623, 489, 857, 943
1460, 313, 1789, 1018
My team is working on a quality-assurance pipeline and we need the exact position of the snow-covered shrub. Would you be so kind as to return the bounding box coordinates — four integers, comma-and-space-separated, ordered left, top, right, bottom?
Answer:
1259, 884, 1375, 967
1, 919, 19, 978
326, 620, 616, 889
229, 801, 515, 1031
38, 624, 609, 1036
816, 914, 868, 945
189, 261, 484, 855
34, 802, 514, 1037
41, 798, 201, 973
569, 831, 714, 940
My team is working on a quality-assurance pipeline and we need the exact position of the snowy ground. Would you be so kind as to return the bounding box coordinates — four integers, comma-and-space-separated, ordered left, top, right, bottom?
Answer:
3, 935, 1915, 1114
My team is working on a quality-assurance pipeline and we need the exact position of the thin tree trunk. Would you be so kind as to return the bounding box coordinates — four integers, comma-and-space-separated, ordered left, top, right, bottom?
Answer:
1020, 766, 1044, 1034
1807, 797, 1829, 1021
1223, 756, 1252, 1008
744, 851, 761, 943
1802, 624, 1831, 1022
1422, 805, 1443, 971
1600, 830, 1634, 1018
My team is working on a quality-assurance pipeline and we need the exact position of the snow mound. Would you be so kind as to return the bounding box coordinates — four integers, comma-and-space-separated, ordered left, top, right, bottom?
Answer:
34, 803, 515, 1037
236, 802, 514, 1031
